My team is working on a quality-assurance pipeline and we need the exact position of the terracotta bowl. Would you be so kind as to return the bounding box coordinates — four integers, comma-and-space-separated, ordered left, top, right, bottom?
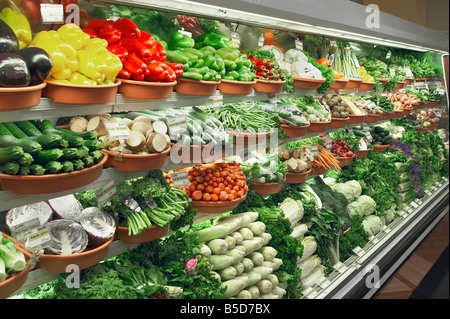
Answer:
329, 79, 348, 90
250, 178, 285, 196
402, 108, 412, 116
359, 81, 375, 91
377, 78, 389, 87
254, 79, 285, 93
292, 77, 326, 90
43, 79, 120, 104
118, 79, 176, 99
36, 236, 114, 273
279, 124, 310, 138
228, 130, 272, 147
415, 78, 427, 82
0, 234, 32, 299
170, 143, 222, 164
307, 121, 330, 133
0, 153, 108, 195
115, 225, 168, 244
356, 149, 370, 158
346, 79, 362, 89
379, 112, 393, 121
348, 114, 367, 124
310, 164, 329, 175
429, 123, 438, 130
364, 114, 380, 123
391, 110, 404, 118
218, 80, 256, 95
395, 81, 406, 90
417, 128, 427, 134
174, 78, 218, 96
285, 169, 311, 184
0, 82, 46, 111
430, 100, 439, 107
338, 155, 355, 167
329, 117, 349, 128
102, 147, 170, 172
192, 193, 248, 214
372, 144, 390, 153
405, 78, 414, 85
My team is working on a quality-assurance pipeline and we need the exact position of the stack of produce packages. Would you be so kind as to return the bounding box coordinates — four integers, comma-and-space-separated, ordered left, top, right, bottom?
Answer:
189, 212, 286, 299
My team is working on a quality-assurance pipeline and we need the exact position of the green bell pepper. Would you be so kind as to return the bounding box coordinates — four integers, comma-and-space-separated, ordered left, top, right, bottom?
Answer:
198, 66, 209, 75
224, 59, 237, 71
180, 48, 204, 58
199, 45, 216, 58
169, 31, 195, 50
216, 47, 240, 61
204, 55, 217, 68
226, 70, 240, 80
193, 59, 205, 68
215, 55, 225, 72
181, 72, 203, 81
166, 50, 189, 64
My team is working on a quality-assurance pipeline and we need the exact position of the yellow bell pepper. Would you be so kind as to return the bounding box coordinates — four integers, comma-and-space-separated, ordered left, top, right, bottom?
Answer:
0, 7, 32, 49
68, 72, 98, 86
57, 24, 90, 50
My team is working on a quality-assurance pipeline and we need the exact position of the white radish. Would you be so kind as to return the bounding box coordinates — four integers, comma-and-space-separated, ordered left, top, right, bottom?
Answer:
146, 132, 169, 153
247, 221, 266, 236
248, 252, 264, 266
256, 279, 273, 294
207, 239, 228, 255
218, 266, 237, 281
69, 116, 88, 132
126, 131, 146, 152
238, 227, 253, 240
87, 116, 107, 136
152, 120, 168, 134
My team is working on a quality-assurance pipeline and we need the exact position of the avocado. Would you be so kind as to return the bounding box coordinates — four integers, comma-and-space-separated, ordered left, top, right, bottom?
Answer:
0, 53, 30, 87
0, 19, 19, 54
16, 47, 52, 86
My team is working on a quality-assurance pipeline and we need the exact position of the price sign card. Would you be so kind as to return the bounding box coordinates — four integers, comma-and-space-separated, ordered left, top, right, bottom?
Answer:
167, 116, 188, 135
96, 180, 117, 205
105, 122, 130, 140
10, 217, 52, 251
171, 170, 190, 188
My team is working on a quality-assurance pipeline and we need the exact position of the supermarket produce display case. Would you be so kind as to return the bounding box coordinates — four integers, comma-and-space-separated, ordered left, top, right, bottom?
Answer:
0, 0, 448, 299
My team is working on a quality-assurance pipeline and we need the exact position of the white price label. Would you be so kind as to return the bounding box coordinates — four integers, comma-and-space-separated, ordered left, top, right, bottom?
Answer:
295, 40, 303, 51
333, 261, 347, 273
40, 4, 64, 23
231, 31, 240, 46
95, 180, 117, 205
171, 170, 190, 188
382, 225, 391, 233
323, 133, 332, 150
213, 95, 223, 107
369, 235, 379, 244
318, 277, 331, 289
105, 122, 130, 140
258, 34, 265, 48
144, 198, 158, 210
302, 287, 318, 299
410, 201, 419, 208
309, 145, 318, 158
122, 196, 141, 214
167, 116, 188, 135
352, 246, 365, 256
10, 217, 52, 251
268, 93, 277, 104
389, 68, 396, 77
347, 127, 354, 135
179, 30, 192, 38
399, 210, 407, 217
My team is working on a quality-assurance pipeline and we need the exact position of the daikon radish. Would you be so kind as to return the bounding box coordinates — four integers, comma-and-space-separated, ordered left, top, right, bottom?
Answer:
208, 255, 234, 271
258, 233, 272, 246
126, 131, 146, 152
233, 262, 244, 276
189, 224, 235, 243
242, 257, 254, 272
258, 292, 281, 299
247, 221, 266, 236
105, 135, 120, 149
122, 118, 134, 128
256, 279, 273, 294
266, 274, 279, 286
233, 245, 246, 254
87, 113, 111, 121
241, 272, 262, 287
238, 227, 253, 240
231, 232, 243, 245
131, 121, 152, 136
224, 235, 236, 250
262, 258, 283, 271
252, 266, 273, 279
248, 252, 264, 266
218, 265, 237, 281
210, 271, 221, 281
207, 239, 229, 255
133, 115, 152, 125
271, 286, 286, 297
225, 248, 245, 264
235, 289, 252, 299
200, 244, 211, 257
221, 276, 249, 299
146, 132, 169, 153
107, 117, 123, 124
242, 237, 265, 255
145, 126, 156, 139
69, 116, 88, 132
152, 120, 168, 134
247, 285, 260, 299
259, 246, 277, 261
87, 116, 107, 136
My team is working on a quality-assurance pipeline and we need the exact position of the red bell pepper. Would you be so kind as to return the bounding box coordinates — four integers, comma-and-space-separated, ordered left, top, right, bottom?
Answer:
98, 25, 122, 44
107, 44, 129, 63
117, 68, 131, 80
113, 18, 141, 38
148, 41, 166, 62
118, 36, 152, 62
83, 27, 99, 38
139, 31, 156, 48
164, 62, 184, 77
123, 55, 147, 78
164, 64, 177, 82
87, 19, 113, 31
144, 61, 166, 82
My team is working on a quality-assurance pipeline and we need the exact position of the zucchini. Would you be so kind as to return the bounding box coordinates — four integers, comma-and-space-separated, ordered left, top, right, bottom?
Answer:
0, 135, 42, 156
61, 161, 74, 173
55, 127, 98, 140
83, 139, 106, 152
0, 123, 13, 136
0, 161, 20, 175
30, 164, 46, 175
77, 146, 89, 158
18, 153, 34, 166
0, 146, 24, 164
71, 158, 85, 171
2, 122, 27, 139
23, 134, 62, 150
14, 121, 43, 136
39, 119, 57, 132
19, 165, 31, 176
44, 161, 63, 174
42, 128, 84, 148
89, 151, 104, 164
59, 139, 69, 149
28, 119, 41, 130
82, 154, 94, 167
60, 148, 80, 161
34, 148, 64, 165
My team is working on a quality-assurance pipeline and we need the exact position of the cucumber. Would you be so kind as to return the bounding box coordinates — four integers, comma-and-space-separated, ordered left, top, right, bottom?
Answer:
42, 129, 84, 148
0, 123, 13, 136
0, 161, 20, 175
83, 139, 106, 152
82, 154, 94, 167
34, 149, 64, 165
19, 165, 31, 176
30, 164, 46, 175
0, 135, 42, 156
2, 122, 27, 139
60, 148, 80, 161
44, 161, 63, 174
23, 134, 62, 150
61, 161, 74, 173
18, 153, 34, 166
14, 121, 42, 136
0, 146, 24, 164
55, 127, 98, 140
71, 158, 85, 171
89, 151, 104, 164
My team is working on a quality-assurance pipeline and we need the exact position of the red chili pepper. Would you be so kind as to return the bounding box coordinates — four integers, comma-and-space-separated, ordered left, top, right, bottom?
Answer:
248, 54, 256, 60
118, 36, 152, 61
123, 55, 147, 78
98, 25, 122, 44
256, 58, 267, 65
265, 60, 276, 68
107, 44, 129, 63
256, 64, 267, 72
113, 18, 141, 38
139, 31, 156, 48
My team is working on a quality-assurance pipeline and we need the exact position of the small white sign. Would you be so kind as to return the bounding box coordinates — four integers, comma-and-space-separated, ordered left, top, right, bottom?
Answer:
105, 122, 130, 140
171, 170, 190, 188
167, 116, 188, 135
40, 4, 64, 23
95, 180, 117, 205
213, 95, 224, 108
352, 246, 365, 256
10, 217, 52, 251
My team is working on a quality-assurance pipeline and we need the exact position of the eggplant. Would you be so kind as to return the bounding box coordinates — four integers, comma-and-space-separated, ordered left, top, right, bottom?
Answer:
0, 52, 30, 87
0, 19, 19, 54
16, 47, 52, 85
